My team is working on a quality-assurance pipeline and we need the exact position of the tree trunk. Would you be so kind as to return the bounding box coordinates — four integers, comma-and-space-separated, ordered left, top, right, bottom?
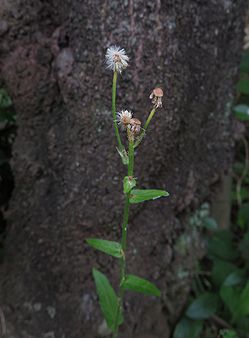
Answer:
0, 1, 247, 337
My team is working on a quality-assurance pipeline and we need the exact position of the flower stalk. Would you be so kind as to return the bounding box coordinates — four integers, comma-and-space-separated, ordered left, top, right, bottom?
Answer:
87, 46, 168, 338
134, 107, 156, 148
112, 70, 124, 152
113, 135, 134, 338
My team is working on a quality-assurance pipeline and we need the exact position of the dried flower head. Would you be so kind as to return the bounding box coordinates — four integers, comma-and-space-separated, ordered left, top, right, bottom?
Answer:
128, 118, 141, 135
149, 87, 163, 108
117, 110, 132, 129
106, 46, 129, 73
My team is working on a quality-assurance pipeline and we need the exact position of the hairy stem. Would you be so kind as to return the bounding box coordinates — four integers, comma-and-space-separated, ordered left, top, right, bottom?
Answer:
134, 107, 156, 148
113, 138, 134, 338
112, 71, 124, 151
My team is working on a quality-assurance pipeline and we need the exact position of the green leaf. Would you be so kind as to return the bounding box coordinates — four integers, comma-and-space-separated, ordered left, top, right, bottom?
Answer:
86, 239, 122, 258
208, 230, 238, 262
173, 317, 203, 338
240, 50, 249, 72
233, 104, 249, 121
122, 274, 161, 297
92, 269, 123, 331
116, 147, 129, 165
223, 270, 245, 287
211, 259, 238, 287
237, 203, 249, 228
186, 293, 219, 319
220, 285, 240, 318
237, 79, 249, 95
123, 176, 136, 194
231, 187, 249, 203
219, 329, 238, 338
129, 189, 169, 204
202, 217, 218, 230
237, 281, 249, 317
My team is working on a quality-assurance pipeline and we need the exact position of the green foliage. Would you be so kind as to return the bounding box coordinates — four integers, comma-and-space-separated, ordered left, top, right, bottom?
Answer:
129, 189, 169, 204
92, 269, 123, 331
219, 329, 238, 338
186, 293, 219, 319
173, 317, 203, 338
233, 104, 249, 121
122, 274, 161, 297
237, 203, 249, 228
86, 239, 122, 258
211, 259, 238, 287
207, 230, 238, 261
236, 79, 249, 95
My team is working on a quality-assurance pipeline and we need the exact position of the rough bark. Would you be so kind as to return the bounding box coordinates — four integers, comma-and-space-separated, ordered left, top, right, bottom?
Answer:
0, 0, 247, 337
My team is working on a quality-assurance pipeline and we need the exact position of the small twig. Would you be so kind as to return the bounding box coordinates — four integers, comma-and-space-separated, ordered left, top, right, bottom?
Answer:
210, 314, 232, 329
236, 136, 249, 207
0, 306, 7, 337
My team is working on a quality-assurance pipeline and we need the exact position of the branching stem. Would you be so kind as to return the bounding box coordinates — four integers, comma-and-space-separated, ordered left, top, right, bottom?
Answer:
113, 138, 134, 338
134, 107, 156, 148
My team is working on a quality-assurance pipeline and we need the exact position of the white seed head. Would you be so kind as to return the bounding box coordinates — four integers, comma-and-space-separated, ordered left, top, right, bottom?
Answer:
117, 110, 132, 129
105, 46, 129, 73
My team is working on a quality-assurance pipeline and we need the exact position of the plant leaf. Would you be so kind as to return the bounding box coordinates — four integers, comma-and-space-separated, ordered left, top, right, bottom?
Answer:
86, 239, 122, 258
186, 293, 219, 319
129, 189, 169, 204
237, 281, 249, 317
220, 285, 240, 318
208, 230, 238, 262
233, 104, 249, 121
173, 317, 203, 338
240, 50, 249, 72
223, 270, 245, 287
237, 203, 249, 228
122, 274, 161, 297
92, 269, 123, 331
123, 176, 136, 194
237, 79, 249, 95
211, 259, 238, 287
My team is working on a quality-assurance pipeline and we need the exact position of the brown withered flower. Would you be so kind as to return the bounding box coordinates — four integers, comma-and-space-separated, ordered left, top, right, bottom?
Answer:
149, 87, 163, 108
129, 118, 141, 135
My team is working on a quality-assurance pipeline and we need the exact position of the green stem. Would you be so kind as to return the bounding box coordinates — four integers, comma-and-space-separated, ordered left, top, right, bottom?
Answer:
134, 108, 156, 148
112, 71, 123, 151
113, 138, 134, 338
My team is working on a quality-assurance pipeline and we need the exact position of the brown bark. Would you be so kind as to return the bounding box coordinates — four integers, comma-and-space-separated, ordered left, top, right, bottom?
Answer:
0, 1, 247, 337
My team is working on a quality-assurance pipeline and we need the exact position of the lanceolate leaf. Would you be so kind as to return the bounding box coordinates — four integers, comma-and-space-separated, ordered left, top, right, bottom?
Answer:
186, 293, 219, 319
92, 269, 123, 331
129, 189, 169, 204
237, 281, 249, 318
122, 275, 161, 297
173, 317, 203, 338
86, 239, 122, 258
